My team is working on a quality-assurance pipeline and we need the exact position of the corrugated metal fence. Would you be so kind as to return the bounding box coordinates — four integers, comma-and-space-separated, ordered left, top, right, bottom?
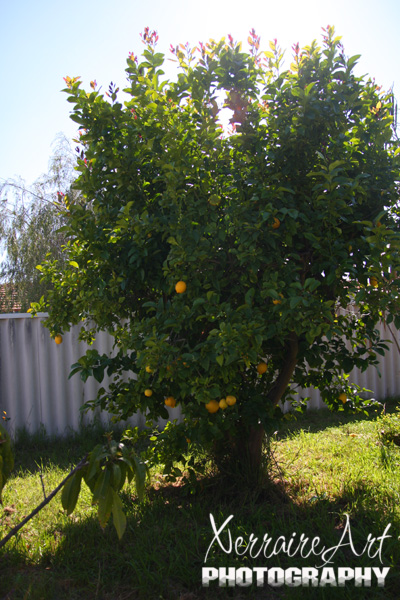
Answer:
0, 313, 399, 437
0, 314, 150, 437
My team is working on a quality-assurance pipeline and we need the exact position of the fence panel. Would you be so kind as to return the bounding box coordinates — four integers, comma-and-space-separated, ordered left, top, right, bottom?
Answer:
0, 314, 399, 436
0, 314, 152, 437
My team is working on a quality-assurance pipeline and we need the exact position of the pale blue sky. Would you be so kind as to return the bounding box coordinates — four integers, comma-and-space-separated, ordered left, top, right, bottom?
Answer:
1, 0, 399, 186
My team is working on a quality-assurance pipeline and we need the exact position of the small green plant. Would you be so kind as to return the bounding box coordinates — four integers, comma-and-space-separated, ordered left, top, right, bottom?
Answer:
61, 431, 149, 539
378, 408, 400, 447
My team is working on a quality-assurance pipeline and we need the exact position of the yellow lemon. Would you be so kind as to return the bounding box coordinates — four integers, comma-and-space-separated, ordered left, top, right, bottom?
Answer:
257, 362, 267, 374
205, 400, 219, 413
175, 281, 187, 293
145, 365, 153, 373
219, 398, 228, 409
165, 396, 176, 408
144, 389, 153, 397
272, 217, 280, 229
370, 276, 378, 288
226, 395, 237, 406
338, 393, 347, 404
54, 334, 63, 345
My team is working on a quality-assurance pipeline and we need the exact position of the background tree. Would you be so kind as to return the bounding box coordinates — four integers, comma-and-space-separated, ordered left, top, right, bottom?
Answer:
33, 27, 400, 497
0, 134, 77, 312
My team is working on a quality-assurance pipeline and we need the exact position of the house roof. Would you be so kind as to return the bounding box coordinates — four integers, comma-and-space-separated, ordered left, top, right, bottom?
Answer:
0, 284, 21, 313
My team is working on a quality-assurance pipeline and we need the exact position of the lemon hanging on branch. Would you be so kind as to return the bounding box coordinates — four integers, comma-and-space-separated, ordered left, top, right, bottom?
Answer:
257, 362, 267, 375
175, 281, 187, 294
205, 400, 219, 413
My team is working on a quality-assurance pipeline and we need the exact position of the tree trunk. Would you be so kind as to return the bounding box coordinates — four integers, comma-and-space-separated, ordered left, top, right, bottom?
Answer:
213, 422, 267, 486
244, 332, 299, 478
244, 423, 267, 486
266, 331, 299, 408
242, 423, 265, 476
213, 332, 299, 485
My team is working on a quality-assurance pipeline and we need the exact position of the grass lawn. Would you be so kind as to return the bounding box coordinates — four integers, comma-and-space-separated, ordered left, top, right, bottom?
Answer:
1, 400, 400, 599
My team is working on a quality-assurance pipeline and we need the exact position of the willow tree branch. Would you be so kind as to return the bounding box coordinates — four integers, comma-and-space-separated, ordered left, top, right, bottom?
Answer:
0, 455, 88, 550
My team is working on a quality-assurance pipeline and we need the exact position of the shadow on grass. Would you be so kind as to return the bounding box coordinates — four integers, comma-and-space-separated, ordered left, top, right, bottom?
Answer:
1, 470, 399, 600
3, 401, 400, 599
11, 421, 124, 475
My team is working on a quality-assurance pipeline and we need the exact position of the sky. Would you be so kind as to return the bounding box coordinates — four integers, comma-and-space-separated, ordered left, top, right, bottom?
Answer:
1, 0, 400, 187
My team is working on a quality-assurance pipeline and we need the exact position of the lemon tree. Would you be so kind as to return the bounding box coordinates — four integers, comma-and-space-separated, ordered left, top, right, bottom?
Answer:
33, 27, 400, 492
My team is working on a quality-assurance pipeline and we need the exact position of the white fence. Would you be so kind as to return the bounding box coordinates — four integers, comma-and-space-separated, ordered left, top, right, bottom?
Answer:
0, 314, 399, 437
0, 314, 148, 437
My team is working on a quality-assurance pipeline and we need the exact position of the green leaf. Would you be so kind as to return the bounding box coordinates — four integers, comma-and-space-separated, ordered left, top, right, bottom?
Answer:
305, 330, 315, 345
70, 113, 84, 125
98, 485, 113, 528
85, 445, 104, 484
111, 489, 127, 539
277, 187, 295, 194
209, 194, 221, 206
304, 81, 317, 96
328, 160, 345, 172
342, 357, 354, 373
192, 297, 206, 308
142, 301, 157, 309
290, 297, 301, 309
245, 288, 255, 306
216, 355, 224, 367
291, 87, 303, 98
93, 366, 105, 383
304, 278, 321, 292
69, 261, 79, 268
112, 463, 122, 489
92, 467, 111, 503
347, 54, 361, 68
61, 472, 82, 515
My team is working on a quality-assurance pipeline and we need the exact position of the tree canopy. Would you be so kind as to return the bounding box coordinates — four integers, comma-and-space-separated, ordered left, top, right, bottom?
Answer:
31, 26, 400, 512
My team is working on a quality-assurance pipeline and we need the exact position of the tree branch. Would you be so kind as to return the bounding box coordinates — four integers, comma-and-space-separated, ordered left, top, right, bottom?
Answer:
0, 455, 88, 550
266, 332, 299, 408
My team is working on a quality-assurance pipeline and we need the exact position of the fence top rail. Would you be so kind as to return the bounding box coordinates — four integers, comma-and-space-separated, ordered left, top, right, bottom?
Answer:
0, 313, 49, 320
